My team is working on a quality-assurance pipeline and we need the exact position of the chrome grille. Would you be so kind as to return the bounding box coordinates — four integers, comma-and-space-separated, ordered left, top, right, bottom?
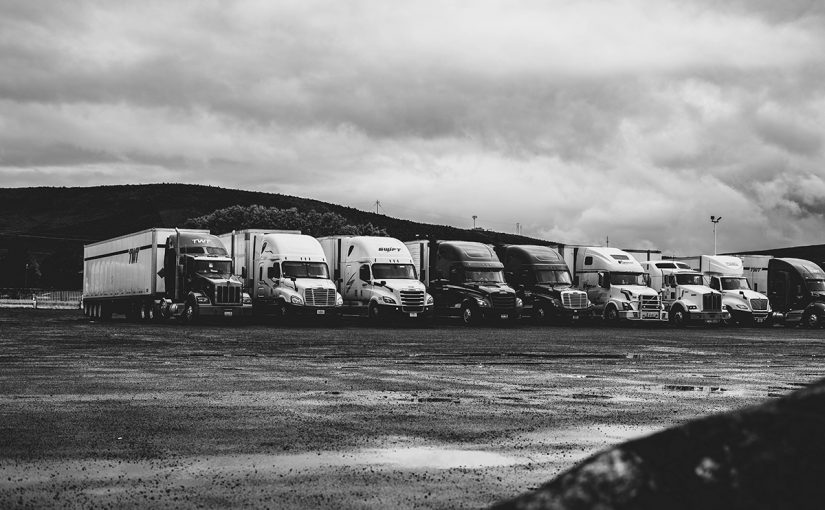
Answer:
305, 288, 336, 307
703, 293, 722, 311
640, 295, 661, 311
491, 293, 516, 310
750, 298, 769, 311
400, 290, 425, 312
215, 285, 241, 304
561, 290, 588, 309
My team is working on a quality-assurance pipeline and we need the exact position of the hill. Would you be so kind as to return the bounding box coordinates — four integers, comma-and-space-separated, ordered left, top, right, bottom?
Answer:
0, 184, 552, 289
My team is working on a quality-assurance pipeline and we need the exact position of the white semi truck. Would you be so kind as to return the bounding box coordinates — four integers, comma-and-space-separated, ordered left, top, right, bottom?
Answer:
699, 255, 772, 325
318, 235, 432, 321
218, 230, 342, 320
82, 228, 252, 322
641, 260, 729, 326
571, 246, 667, 324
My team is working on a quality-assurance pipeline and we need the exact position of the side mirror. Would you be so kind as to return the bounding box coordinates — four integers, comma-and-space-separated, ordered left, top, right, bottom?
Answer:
643, 274, 651, 287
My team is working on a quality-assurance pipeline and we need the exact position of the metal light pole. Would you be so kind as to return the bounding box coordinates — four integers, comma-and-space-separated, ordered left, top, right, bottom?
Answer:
472, 215, 477, 229
710, 216, 722, 255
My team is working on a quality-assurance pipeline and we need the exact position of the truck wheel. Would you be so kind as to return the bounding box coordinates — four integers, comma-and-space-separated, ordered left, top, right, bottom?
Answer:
604, 305, 620, 324
460, 302, 480, 326
669, 306, 686, 327
533, 304, 550, 324
182, 300, 199, 324
368, 302, 382, 323
722, 306, 735, 327
803, 310, 819, 329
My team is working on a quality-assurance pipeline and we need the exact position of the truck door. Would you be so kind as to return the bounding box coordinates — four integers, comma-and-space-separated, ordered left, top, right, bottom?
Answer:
769, 270, 789, 311
359, 264, 372, 304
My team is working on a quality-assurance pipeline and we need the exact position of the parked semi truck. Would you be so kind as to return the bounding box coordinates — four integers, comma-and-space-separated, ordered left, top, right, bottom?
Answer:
571, 246, 667, 324
82, 228, 252, 322
699, 255, 772, 325
642, 260, 729, 326
318, 236, 432, 321
495, 244, 592, 323
219, 230, 342, 320
767, 257, 825, 328
405, 239, 522, 325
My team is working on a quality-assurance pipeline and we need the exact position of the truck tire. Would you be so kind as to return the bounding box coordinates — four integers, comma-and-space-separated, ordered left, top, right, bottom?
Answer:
368, 302, 382, 323
669, 305, 686, 327
604, 304, 620, 324
533, 304, 550, 324
803, 310, 819, 329
182, 300, 199, 324
461, 302, 480, 326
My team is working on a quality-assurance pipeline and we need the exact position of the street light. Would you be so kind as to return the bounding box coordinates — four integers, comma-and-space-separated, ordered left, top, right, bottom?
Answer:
710, 216, 722, 255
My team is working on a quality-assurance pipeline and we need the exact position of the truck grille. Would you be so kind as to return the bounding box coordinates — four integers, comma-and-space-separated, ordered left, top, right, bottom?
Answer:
750, 298, 769, 311
305, 288, 336, 307
400, 290, 425, 312
491, 292, 516, 310
561, 290, 588, 309
703, 293, 722, 311
640, 295, 661, 311
215, 285, 241, 305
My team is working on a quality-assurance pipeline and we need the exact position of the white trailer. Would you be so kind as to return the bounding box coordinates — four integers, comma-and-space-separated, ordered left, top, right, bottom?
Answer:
319, 236, 432, 321
218, 230, 342, 319
699, 255, 772, 325
83, 228, 252, 322
736, 254, 773, 294
570, 246, 667, 324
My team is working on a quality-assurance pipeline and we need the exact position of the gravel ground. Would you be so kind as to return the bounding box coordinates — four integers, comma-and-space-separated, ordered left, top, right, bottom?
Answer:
1, 309, 823, 509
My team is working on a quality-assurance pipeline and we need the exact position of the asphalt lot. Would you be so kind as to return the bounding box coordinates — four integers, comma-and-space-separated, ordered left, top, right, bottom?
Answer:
1, 309, 823, 509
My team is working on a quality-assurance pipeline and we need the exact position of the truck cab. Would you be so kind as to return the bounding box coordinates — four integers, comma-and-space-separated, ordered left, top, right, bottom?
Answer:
767, 257, 825, 328
573, 247, 667, 324
642, 261, 729, 326
159, 231, 252, 322
406, 240, 522, 325
700, 255, 772, 326
496, 245, 592, 323
319, 236, 432, 321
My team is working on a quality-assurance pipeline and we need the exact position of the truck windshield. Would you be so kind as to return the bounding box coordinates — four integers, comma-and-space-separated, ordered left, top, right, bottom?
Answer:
195, 260, 232, 277
535, 270, 572, 284
676, 273, 704, 286
282, 262, 329, 279
721, 277, 750, 290
806, 279, 825, 291
465, 270, 505, 283
372, 263, 416, 279
610, 272, 646, 286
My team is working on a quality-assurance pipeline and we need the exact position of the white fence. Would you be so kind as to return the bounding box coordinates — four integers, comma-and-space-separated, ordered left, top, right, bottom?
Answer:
0, 289, 82, 310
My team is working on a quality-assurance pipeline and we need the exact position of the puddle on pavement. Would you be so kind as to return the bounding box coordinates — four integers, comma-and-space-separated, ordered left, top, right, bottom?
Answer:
662, 384, 725, 393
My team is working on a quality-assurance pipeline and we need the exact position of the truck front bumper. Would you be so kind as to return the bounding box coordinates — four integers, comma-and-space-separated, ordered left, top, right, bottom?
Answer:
286, 304, 341, 318
619, 310, 669, 321
379, 303, 433, 318
687, 310, 730, 323
198, 304, 253, 317
480, 308, 522, 321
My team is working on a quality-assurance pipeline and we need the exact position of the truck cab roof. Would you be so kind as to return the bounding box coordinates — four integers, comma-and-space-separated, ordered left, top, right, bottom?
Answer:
438, 241, 503, 269
580, 247, 645, 273
260, 233, 326, 262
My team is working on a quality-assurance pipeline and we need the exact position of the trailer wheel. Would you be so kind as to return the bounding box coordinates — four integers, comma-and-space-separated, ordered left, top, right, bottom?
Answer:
182, 300, 199, 324
669, 305, 686, 327
461, 302, 480, 326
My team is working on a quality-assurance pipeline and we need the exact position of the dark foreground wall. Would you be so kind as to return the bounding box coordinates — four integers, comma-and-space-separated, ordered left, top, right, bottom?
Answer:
492, 378, 825, 510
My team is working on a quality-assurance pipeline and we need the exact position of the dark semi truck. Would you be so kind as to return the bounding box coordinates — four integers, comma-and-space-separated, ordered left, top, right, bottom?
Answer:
768, 257, 825, 328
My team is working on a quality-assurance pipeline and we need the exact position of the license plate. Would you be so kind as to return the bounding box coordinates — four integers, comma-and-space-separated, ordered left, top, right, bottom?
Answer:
316, 309, 325, 315
642, 312, 658, 319
755, 317, 764, 323
224, 311, 233, 317
409, 312, 418, 317
500, 314, 509, 319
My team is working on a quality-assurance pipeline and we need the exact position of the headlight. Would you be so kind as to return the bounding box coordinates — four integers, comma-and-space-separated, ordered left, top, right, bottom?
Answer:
196, 295, 210, 304
242, 293, 252, 304
476, 298, 490, 307
515, 297, 523, 307
381, 295, 397, 304
552, 298, 562, 308
688, 305, 698, 310
336, 293, 343, 306
426, 294, 434, 305
735, 304, 749, 310
290, 295, 303, 305
622, 302, 633, 311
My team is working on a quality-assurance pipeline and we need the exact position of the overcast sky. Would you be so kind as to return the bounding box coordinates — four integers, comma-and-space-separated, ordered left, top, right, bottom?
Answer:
2, 1, 824, 255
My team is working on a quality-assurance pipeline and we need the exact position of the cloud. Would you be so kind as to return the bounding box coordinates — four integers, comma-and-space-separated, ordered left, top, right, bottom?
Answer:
1, 0, 825, 254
